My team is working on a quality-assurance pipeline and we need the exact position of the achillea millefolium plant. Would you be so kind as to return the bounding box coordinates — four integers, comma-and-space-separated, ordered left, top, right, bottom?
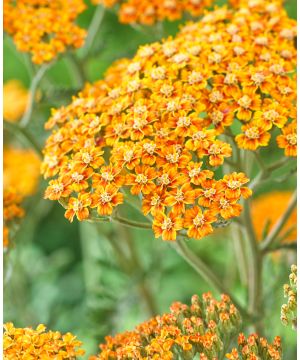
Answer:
3, 0, 297, 358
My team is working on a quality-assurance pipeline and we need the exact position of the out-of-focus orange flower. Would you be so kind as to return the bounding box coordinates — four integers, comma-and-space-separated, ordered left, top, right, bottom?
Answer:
3, 322, 85, 359
251, 191, 297, 242
3, 80, 29, 122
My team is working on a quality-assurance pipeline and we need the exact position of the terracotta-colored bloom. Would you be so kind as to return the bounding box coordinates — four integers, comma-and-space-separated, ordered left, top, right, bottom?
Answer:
126, 165, 157, 195
221, 173, 252, 200
91, 185, 124, 216
184, 206, 217, 239
65, 193, 92, 222
277, 121, 297, 156
235, 122, 271, 150
153, 211, 183, 241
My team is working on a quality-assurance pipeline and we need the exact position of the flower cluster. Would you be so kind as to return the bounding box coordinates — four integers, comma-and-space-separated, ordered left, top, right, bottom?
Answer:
92, 0, 213, 25
4, 0, 86, 64
226, 333, 282, 360
3, 80, 29, 123
3, 147, 41, 249
251, 191, 297, 243
3, 322, 85, 359
91, 293, 241, 359
281, 264, 297, 329
3, 189, 25, 249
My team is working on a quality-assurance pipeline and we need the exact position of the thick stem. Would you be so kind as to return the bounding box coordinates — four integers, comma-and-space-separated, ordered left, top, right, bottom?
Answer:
172, 239, 251, 321
82, 5, 105, 58
231, 223, 248, 285
20, 63, 51, 128
260, 191, 297, 252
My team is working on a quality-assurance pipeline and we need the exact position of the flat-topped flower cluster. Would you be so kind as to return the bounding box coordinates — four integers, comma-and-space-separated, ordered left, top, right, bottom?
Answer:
92, 0, 213, 25
42, 0, 296, 241
4, 0, 86, 64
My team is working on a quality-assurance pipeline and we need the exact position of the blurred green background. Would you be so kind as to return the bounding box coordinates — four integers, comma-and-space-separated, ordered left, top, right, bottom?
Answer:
3, 0, 297, 358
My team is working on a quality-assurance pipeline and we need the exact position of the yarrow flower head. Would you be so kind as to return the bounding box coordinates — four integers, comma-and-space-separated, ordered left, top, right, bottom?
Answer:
4, 0, 87, 64
281, 264, 297, 330
3, 80, 29, 123
3, 147, 41, 250
42, 0, 296, 241
226, 333, 282, 360
92, 0, 213, 25
3, 322, 85, 359
90, 293, 242, 359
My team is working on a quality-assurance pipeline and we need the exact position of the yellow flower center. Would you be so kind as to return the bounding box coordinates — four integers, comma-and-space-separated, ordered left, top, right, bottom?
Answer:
193, 214, 205, 227
166, 152, 179, 163
175, 191, 184, 202
159, 174, 171, 185
123, 150, 134, 162
101, 172, 114, 182
160, 84, 174, 97
220, 198, 229, 209
192, 131, 207, 140
71, 172, 84, 183
224, 73, 237, 85
188, 71, 203, 85
209, 91, 223, 103
82, 152, 92, 164
211, 110, 224, 125
161, 217, 173, 230
150, 195, 160, 206
287, 134, 297, 146
245, 126, 260, 139
238, 95, 252, 109
251, 72, 265, 85
151, 67, 166, 80
100, 192, 112, 204
143, 143, 156, 155
177, 116, 191, 127
189, 167, 201, 178
204, 188, 216, 198
136, 174, 148, 184
264, 109, 279, 122
208, 144, 221, 155
53, 183, 64, 193
73, 200, 82, 212
227, 180, 241, 189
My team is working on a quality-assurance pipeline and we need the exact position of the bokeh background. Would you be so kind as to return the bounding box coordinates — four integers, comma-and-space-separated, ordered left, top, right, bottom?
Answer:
3, 0, 297, 358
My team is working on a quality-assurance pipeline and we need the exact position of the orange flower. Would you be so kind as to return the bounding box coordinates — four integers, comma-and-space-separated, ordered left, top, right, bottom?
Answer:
183, 206, 217, 239
65, 193, 91, 222
235, 122, 271, 150
164, 183, 197, 214
221, 173, 252, 200
91, 184, 124, 216
126, 165, 156, 195
44, 179, 72, 200
232, 88, 262, 121
152, 211, 183, 241
211, 197, 242, 220
142, 188, 167, 216
277, 121, 297, 156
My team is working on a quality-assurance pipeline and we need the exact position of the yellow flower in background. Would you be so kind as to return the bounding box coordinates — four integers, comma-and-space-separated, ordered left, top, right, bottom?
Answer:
3, 80, 29, 123
251, 191, 297, 242
4, 147, 41, 197
3, 322, 85, 359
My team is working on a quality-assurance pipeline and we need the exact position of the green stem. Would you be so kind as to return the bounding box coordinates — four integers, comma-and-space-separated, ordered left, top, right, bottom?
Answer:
263, 241, 296, 254
4, 121, 43, 158
260, 191, 297, 252
231, 223, 248, 286
20, 63, 51, 128
82, 5, 105, 58
172, 239, 251, 321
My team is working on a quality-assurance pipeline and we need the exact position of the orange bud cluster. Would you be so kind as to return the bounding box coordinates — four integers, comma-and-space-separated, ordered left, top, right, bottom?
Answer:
91, 293, 241, 359
3, 322, 85, 359
281, 264, 297, 329
4, 0, 87, 64
92, 0, 213, 25
3, 189, 25, 249
226, 333, 282, 360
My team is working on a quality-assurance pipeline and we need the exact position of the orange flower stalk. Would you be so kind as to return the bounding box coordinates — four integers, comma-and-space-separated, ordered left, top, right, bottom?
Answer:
91, 293, 242, 359
4, 0, 86, 64
3, 323, 85, 359
42, 1, 296, 242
